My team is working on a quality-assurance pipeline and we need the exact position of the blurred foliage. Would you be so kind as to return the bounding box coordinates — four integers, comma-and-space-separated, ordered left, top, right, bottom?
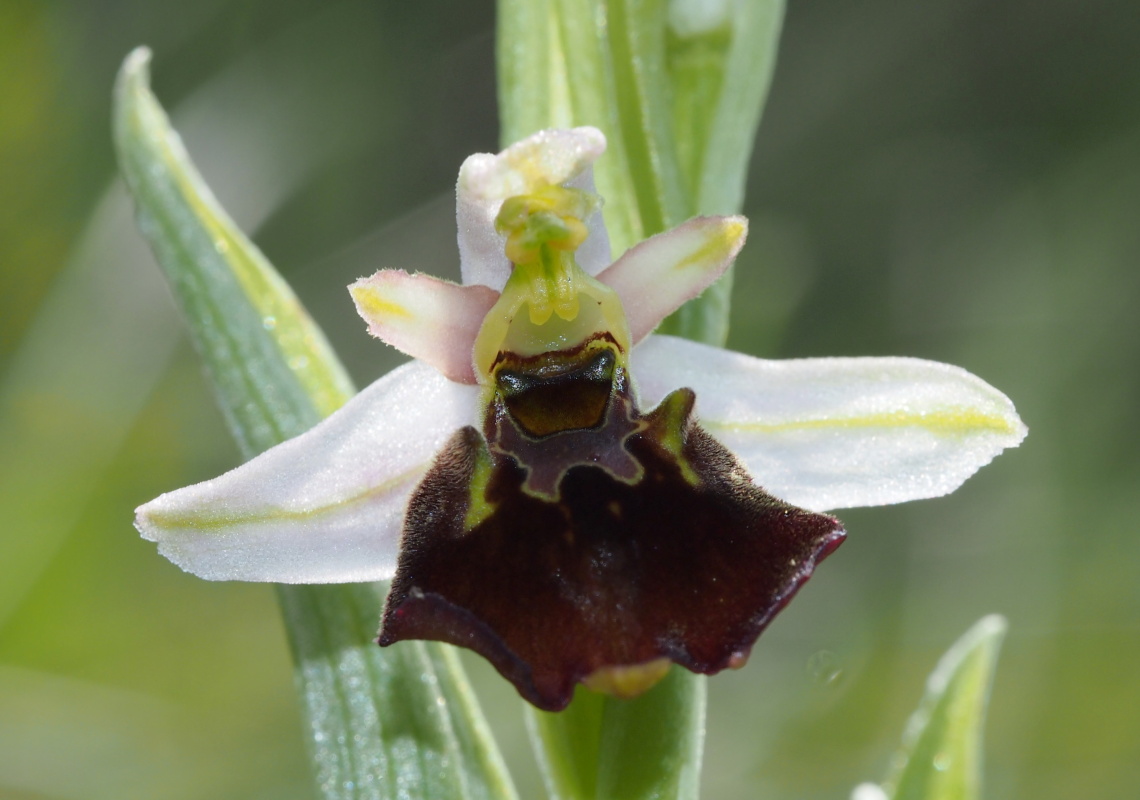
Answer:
881, 615, 1007, 800
1, 1, 1137, 799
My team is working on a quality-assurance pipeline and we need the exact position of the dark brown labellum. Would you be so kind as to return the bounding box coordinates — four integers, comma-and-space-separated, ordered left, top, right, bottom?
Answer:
379, 342, 845, 711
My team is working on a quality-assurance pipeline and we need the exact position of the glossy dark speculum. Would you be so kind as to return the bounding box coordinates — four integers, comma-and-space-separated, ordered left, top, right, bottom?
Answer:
378, 340, 845, 711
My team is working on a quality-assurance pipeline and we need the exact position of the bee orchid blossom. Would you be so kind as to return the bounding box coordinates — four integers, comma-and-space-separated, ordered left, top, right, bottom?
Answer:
136, 127, 1026, 711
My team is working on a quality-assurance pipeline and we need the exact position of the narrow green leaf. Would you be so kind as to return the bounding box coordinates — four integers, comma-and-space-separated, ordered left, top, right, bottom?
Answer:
879, 615, 1008, 800
112, 50, 354, 455
667, 20, 733, 211
497, 0, 575, 146
552, 0, 646, 254
114, 47, 515, 800
671, 0, 785, 216
499, 1, 785, 348
277, 585, 517, 800
659, 0, 786, 346
605, 0, 690, 233
497, 0, 648, 256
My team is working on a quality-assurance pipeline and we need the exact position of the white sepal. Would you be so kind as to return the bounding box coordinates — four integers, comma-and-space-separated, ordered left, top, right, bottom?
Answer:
135, 361, 480, 582
456, 127, 611, 290
631, 335, 1027, 512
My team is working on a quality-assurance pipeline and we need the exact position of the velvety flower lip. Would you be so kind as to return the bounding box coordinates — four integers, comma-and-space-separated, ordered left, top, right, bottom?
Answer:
135, 126, 1026, 709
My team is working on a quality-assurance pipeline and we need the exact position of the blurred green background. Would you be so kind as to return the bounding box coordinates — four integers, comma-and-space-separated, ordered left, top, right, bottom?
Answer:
2, 1, 1137, 798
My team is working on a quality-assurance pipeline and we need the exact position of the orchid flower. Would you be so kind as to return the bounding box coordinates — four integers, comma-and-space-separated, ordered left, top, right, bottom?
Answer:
136, 127, 1026, 712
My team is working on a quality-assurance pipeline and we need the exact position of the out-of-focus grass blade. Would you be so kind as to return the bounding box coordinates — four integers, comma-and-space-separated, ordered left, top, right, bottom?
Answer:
659, 0, 786, 346
876, 615, 1008, 800
113, 47, 516, 800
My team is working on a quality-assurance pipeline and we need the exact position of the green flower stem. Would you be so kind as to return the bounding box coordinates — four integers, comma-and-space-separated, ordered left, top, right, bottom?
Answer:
114, 47, 515, 800
526, 690, 605, 800
527, 668, 704, 800
594, 668, 705, 799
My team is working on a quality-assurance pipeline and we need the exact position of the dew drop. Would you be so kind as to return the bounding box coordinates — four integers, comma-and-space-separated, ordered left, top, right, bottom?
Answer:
807, 650, 843, 686
262, 316, 277, 331
289, 355, 309, 371
934, 752, 952, 771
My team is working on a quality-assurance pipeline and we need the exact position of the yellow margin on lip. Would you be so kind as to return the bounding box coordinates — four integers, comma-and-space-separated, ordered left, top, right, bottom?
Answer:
144, 464, 427, 531
704, 407, 1020, 437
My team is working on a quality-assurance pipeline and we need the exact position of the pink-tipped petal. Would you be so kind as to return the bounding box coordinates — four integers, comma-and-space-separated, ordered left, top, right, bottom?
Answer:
134, 361, 481, 583
598, 216, 747, 344
350, 270, 498, 385
631, 335, 1027, 512
457, 127, 611, 290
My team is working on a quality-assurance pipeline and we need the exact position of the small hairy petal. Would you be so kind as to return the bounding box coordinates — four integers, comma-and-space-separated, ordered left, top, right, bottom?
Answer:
597, 216, 747, 344
457, 127, 611, 290
350, 270, 498, 385
135, 361, 480, 582
631, 335, 1027, 512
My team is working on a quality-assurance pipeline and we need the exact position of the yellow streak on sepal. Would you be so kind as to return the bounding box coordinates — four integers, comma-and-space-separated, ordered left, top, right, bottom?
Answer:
706, 407, 1020, 438
349, 284, 413, 321
672, 218, 746, 274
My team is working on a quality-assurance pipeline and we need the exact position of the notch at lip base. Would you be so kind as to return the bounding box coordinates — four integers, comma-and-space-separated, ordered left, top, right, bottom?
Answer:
496, 345, 618, 438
